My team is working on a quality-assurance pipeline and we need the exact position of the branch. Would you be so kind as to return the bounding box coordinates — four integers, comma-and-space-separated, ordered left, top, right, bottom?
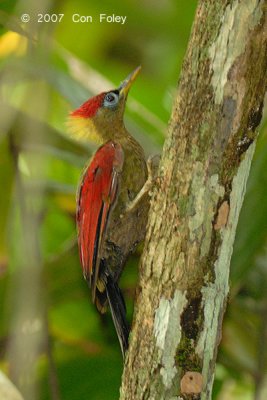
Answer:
120, 1, 267, 399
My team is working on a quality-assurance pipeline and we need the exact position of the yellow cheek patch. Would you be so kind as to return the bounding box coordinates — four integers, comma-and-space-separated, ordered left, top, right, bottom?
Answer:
66, 116, 103, 144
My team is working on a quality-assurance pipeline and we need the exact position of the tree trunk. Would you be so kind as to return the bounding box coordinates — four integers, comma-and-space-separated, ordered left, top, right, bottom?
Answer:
120, 1, 267, 399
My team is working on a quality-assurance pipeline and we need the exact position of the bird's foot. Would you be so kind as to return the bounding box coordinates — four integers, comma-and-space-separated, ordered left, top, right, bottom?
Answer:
126, 154, 160, 213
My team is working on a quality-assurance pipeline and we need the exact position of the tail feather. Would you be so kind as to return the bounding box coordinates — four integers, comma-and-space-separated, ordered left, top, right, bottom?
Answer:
105, 274, 129, 358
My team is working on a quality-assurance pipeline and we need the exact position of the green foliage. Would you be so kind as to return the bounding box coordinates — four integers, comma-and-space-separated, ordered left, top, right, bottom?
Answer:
0, 1, 266, 399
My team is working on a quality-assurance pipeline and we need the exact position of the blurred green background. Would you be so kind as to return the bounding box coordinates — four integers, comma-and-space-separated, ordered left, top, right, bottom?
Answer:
0, 1, 266, 399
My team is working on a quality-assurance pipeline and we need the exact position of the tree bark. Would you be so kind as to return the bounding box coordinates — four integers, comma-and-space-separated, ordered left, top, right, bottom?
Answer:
120, 1, 267, 399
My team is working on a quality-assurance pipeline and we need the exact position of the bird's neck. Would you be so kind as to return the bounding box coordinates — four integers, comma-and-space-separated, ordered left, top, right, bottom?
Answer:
67, 116, 103, 144
67, 113, 146, 180
67, 114, 141, 152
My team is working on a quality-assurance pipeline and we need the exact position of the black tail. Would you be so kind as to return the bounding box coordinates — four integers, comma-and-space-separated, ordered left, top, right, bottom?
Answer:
105, 274, 130, 358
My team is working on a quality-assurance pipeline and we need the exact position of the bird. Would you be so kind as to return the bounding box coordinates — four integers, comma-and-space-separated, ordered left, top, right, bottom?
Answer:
68, 67, 157, 358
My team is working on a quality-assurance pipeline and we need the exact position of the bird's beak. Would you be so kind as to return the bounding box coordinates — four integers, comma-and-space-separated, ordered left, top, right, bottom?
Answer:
119, 66, 141, 98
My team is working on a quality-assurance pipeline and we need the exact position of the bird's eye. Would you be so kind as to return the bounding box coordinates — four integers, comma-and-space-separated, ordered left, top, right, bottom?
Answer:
104, 92, 119, 108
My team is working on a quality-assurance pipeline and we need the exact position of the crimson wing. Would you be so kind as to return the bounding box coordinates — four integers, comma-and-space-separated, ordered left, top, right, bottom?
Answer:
76, 141, 124, 301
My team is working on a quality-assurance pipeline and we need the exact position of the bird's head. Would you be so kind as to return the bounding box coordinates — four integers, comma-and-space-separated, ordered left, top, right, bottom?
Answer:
67, 66, 141, 144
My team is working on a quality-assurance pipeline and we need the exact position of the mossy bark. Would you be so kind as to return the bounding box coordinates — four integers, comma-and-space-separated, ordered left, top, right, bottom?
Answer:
120, 1, 267, 399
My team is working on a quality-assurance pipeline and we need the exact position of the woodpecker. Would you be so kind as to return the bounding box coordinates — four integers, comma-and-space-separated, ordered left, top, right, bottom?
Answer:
68, 67, 155, 357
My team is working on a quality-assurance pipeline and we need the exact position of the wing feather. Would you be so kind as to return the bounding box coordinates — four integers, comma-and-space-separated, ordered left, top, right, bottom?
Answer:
76, 141, 124, 301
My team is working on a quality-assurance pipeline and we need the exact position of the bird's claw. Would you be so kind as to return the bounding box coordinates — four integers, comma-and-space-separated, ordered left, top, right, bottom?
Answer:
126, 154, 160, 213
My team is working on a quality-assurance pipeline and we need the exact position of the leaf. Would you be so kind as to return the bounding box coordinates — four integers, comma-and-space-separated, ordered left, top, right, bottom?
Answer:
0, 102, 90, 158
0, 136, 14, 262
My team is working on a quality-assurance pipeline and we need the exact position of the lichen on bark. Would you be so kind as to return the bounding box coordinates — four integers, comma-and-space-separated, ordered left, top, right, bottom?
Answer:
154, 291, 188, 389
